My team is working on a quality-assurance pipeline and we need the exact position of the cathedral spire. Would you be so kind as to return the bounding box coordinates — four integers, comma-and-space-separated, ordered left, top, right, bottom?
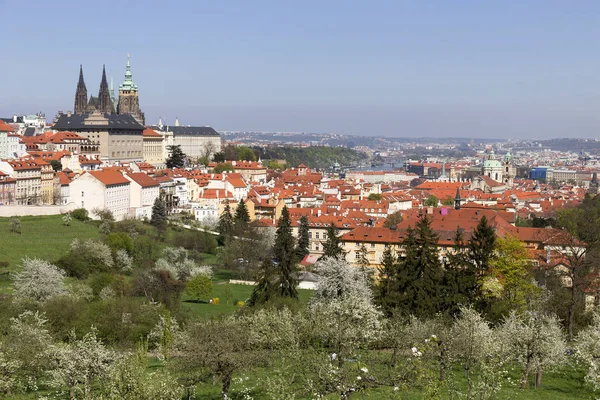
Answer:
120, 53, 138, 91
97, 65, 113, 113
74, 64, 88, 114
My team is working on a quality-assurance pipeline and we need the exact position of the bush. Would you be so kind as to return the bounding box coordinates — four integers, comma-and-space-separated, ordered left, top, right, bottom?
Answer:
72, 208, 89, 221
186, 275, 213, 302
105, 232, 134, 255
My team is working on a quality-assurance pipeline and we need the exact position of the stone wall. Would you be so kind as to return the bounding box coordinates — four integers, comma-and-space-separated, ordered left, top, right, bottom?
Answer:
0, 203, 77, 217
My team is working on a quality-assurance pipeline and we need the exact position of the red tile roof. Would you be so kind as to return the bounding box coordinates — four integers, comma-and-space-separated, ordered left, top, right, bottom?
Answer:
127, 172, 159, 188
88, 170, 130, 186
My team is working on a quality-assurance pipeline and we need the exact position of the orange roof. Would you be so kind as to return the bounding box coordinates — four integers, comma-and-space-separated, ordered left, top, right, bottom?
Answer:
143, 128, 162, 137
0, 120, 15, 132
127, 172, 159, 188
88, 170, 130, 186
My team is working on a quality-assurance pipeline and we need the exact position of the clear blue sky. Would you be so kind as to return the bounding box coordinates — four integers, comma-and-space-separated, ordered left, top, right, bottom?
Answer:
2, 0, 600, 138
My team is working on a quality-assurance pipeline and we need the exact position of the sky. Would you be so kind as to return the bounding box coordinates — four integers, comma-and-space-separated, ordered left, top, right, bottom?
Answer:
1, 0, 600, 139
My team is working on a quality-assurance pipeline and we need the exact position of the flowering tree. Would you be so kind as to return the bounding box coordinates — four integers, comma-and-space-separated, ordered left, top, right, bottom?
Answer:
2, 311, 53, 392
449, 307, 510, 399
13, 257, 66, 302
155, 246, 212, 281
48, 328, 116, 399
575, 311, 600, 392
497, 311, 566, 389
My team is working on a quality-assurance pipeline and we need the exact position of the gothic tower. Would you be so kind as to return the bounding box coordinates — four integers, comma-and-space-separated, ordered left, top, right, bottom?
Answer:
117, 54, 145, 124
97, 65, 114, 113
74, 65, 88, 114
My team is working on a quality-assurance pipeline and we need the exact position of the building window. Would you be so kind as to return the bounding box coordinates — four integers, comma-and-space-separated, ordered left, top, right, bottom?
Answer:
81, 191, 84, 197
316, 232, 320, 239
371, 243, 375, 248
308, 232, 312, 239
355, 251, 360, 259
356, 242, 360, 247
315, 244, 319, 251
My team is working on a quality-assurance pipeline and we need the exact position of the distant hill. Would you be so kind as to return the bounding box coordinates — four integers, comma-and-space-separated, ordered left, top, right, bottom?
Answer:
254, 146, 369, 169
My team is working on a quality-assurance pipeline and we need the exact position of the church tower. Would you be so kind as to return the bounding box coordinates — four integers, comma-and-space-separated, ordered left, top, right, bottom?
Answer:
97, 65, 113, 113
117, 54, 145, 124
74, 65, 88, 114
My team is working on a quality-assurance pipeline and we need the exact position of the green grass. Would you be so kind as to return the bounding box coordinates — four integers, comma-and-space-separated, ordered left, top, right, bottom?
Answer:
0, 215, 101, 292
0, 215, 100, 270
181, 273, 315, 318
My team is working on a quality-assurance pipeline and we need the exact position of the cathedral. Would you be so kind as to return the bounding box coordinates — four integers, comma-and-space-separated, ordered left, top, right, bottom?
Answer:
74, 55, 145, 124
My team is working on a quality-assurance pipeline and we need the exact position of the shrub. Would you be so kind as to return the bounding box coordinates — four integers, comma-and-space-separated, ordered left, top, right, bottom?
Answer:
71, 208, 89, 221
185, 275, 213, 302
105, 232, 133, 255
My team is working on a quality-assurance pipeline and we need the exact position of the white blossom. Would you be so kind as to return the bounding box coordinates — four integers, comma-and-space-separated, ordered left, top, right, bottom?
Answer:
575, 311, 600, 391
13, 257, 66, 302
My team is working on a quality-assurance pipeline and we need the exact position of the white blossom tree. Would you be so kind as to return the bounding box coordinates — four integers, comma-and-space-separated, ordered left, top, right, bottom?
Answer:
497, 311, 566, 389
2, 311, 53, 392
154, 246, 212, 281
13, 257, 66, 302
449, 307, 511, 399
575, 311, 600, 392
48, 328, 116, 399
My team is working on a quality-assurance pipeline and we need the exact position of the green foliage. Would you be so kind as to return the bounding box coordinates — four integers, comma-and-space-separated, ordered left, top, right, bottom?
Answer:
468, 215, 496, 276
367, 193, 382, 201
49, 159, 62, 172
218, 203, 234, 237
166, 145, 186, 169
106, 232, 134, 255
71, 208, 89, 221
383, 211, 403, 228
255, 146, 368, 169
186, 274, 213, 302
296, 215, 310, 260
151, 197, 167, 235
441, 196, 454, 206
213, 162, 234, 173
266, 159, 285, 170
9, 217, 21, 234
424, 195, 439, 207
237, 146, 257, 161
250, 207, 298, 305
320, 223, 346, 260
234, 200, 250, 231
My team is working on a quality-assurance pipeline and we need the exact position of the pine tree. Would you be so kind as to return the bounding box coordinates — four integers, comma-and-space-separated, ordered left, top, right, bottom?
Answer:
376, 246, 400, 316
320, 223, 346, 260
249, 206, 298, 305
440, 227, 479, 315
218, 202, 234, 237
468, 215, 496, 277
395, 215, 443, 316
234, 200, 250, 232
151, 197, 167, 233
296, 215, 310, 260
166, 145, 186, 169
273, 207, 298, 298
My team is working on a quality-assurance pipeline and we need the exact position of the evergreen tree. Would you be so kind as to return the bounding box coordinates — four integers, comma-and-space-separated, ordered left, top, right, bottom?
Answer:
320, 223, 346, 260
218, 202, 234, 237
249, 206, 298, 305
166, 145, 186, 169
376, 246, 400, 316
272, 207, 298, 298
468, 215, 496, 277
440, 227, 479, 315
151, 197, 167, 234
296, 215, 310, 260
234, 200, 250, 232
395, 215, 444, 316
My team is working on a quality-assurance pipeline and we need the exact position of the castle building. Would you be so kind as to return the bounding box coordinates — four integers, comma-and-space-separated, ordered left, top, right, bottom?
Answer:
73, 55, 144, 124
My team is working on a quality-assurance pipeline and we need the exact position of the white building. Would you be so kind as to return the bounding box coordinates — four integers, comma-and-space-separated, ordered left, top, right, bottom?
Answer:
153, 123, 221, 161
124, 172, 160, 219
69, 169, 131, 220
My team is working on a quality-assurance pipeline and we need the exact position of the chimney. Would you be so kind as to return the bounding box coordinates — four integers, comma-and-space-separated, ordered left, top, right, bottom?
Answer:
546, 248, 551, 265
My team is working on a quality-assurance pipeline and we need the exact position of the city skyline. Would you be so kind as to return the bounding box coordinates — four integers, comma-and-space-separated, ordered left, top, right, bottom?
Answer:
3, 0, 600, 138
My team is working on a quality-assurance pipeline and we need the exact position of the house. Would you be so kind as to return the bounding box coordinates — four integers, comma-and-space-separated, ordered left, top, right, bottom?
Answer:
0, 171, 16, 205
124, 172, 160, 219
69, 169, 131, 220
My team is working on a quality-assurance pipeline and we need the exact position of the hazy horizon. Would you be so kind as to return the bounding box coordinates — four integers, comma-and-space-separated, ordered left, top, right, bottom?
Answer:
2, 0, 600, 139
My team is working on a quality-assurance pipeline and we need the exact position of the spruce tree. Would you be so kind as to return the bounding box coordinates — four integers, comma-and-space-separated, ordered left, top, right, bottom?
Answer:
296, 215, 310, 260
395, 215, 443, 316
151, 197, 167, 234
273, 207, 298, 298
320, 223, 346, 260
440, 227, 479, 315
468, 215, 496, 277
218, 202, 234, 237
166, 145, 186, 169
249, 206, 298, 305
376, 246, 400, 316
234, 200, 250, 232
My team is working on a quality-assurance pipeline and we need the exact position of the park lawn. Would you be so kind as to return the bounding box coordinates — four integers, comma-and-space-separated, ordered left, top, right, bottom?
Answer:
181, 279, 315, 319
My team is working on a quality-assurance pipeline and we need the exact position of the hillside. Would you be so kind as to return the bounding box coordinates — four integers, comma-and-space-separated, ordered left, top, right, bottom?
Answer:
255, 146, 369, 169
